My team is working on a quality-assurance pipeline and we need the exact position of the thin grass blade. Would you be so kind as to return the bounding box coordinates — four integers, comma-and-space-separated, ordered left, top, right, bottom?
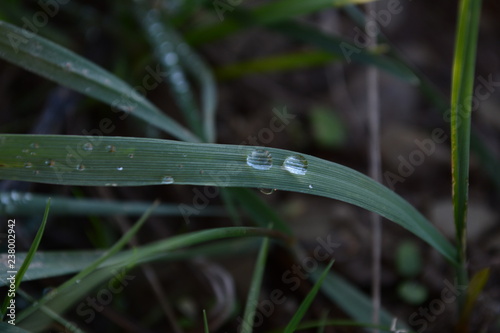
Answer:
0, 20, 198, 142
0, 199, 50, 319
284, 259, 335, 333
450, 0, 482, 307
0, 191, 225, 217
241, 234, 271, 333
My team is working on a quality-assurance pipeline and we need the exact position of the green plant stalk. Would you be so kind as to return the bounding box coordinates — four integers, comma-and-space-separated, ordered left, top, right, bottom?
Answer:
450, 0, 482, 311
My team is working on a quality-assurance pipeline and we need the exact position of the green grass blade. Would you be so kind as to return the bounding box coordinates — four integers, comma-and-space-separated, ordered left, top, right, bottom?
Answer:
189, 0, 374, 44
17, 227, 283, 330
215, 51, 340, 80
138, 7, 205, 140
0, 134, 456, 263
17, 200, 157, 323
0, 322, 31, 332
0, 191, 225, 217
450, 0, 482, 309
316, 270, 405, 330
268, 319, 392, 332
0, 238, 260, 287
241, 235, 271, 333
450, 0, 482, 261
284, 259, 335, 333
0, 198, 50, 319
0, 20, 198, 143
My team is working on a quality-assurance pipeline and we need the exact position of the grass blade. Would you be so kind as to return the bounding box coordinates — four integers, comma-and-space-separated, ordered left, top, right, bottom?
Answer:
0, 20, 198, 142
284, 259, 335, 333
241, 234, 271, 333
450, 0, 482, 308
0, 198, 50, 319
0, 134, 456, 263
0, 191, 225, 217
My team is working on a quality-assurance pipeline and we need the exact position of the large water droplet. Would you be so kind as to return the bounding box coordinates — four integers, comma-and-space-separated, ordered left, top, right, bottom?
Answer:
76, 164, 85, 171
308, 184, 313, 189
282, 155, 308, 175
161, 176, 174, 184
246, 149, 273, 170
117, 167, 123, 171
82, 142, 93, 151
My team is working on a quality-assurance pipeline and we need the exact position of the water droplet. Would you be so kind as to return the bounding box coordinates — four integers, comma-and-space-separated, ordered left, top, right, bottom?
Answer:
164, 52, 178, 66
308, 184, 313, 189
45, 159, 56, 167
33, 170, 40, 175
75, 280, 81, 284
117, 167, 123, 171
82, 142, 93, 151
282, 155, 308, 175
246, 149, 273, 170
128, 153, 134, 158
30, 143, 40, 149
76, 164, 85, 171
30, 151, 36, 156
199, 170, 204, 174
161, 176, 174, 184
11, 191, 20, 201
22, 149, 29, 154
106, 145, 116, 153
63, 62, 73, 72
82, 69, 89, 76
259, 188, 276, 195
24, 162, 33, 168
105, 183, 118, 187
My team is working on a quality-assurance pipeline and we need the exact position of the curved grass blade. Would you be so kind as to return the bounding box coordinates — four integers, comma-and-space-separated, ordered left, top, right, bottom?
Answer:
0, 238, 260, 287
241, 234, 271, 333
17, 227, 284, 330
284, 259, 335, 333
0, 20, 198, 143
0, 134, 456, 263
0, 191, 225, 217
0, 199, 50, 319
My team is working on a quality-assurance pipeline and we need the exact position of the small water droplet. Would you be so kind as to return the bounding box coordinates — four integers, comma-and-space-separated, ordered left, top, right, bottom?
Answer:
33, 170, 40, 175
106, 145, 116, 153
75, 280, 81, 284
24, 162, 33, 168
128, 153, 134, 158
82, 69, 89, 76
182, 154, 187, 158
105, 183, 118, 187
308, 184, 313, 189
164, 52, 178, 66
82, 142, 93, 151
11, 191, 20, 201
161, 176, 174, 184
30, 151, 36, 156
76, 164, 85, 171
45, 159, 56, 167
282, 155, 308, 175
63, 62, 73, 72
199, 170, 204, 174
22, 149, 29, 154
117, 167, 123, 171
259, 188, 276, 195
30, 143, 40, 149
246, 149, 273, 170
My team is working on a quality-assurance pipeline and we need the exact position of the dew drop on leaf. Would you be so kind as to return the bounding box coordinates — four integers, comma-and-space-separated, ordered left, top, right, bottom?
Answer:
161, 176, 174, 184
246, 149, 273, 170
117, 167, 124, 171
259, 188, 276, 195
24, 162, 33, 168
76, 164, 85, 171
82, 142, 93, 151
282, 155, 308, 175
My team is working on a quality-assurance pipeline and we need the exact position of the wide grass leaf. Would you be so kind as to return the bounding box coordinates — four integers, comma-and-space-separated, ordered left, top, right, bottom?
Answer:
0, 20, 198, 142
0, 134, 456, 263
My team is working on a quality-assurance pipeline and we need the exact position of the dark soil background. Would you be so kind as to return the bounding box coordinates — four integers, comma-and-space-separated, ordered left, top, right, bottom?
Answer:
0, 1, 499, 332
